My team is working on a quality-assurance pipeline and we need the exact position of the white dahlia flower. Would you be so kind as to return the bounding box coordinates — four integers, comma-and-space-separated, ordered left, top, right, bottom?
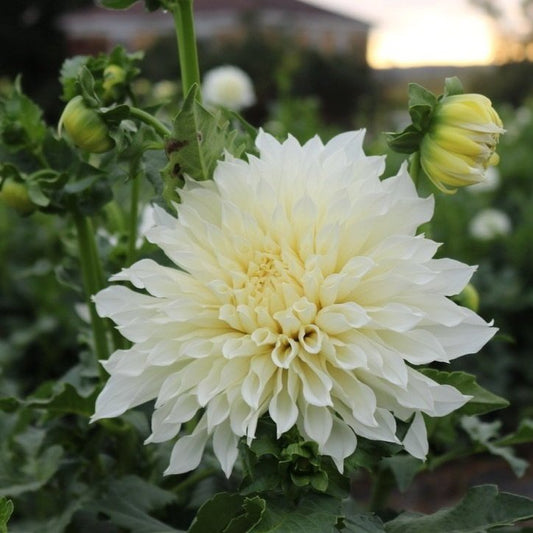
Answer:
92, 130, 496, 477
202, 65, 256, 111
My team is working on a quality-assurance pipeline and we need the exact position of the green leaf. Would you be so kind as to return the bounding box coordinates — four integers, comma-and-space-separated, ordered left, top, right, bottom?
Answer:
384, 485, 533, 532
224, 496, 266, 533
2, 381, 99, 417
60, 56, 89, 101
92, 475, 181, 533
380, 455, 424, 493
0, 444, 63, 497
420, 369, 509, 416
460, 416, 529, 477
99, 0, 139, 10
443, 76, 464, 97
0, 80, 47, 152
252, 493, 342, 533
162, 85, 243, 204
78, 66, 100, 108
407, 83, 437, 131
188, 493, 265, 533
496, 419, 533, 447
385, 125, 423, 154
341, 514, 386, 533
0, 498, 13, 533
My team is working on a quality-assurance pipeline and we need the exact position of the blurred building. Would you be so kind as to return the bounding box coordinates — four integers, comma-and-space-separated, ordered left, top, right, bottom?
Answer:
59, 0, 370, 64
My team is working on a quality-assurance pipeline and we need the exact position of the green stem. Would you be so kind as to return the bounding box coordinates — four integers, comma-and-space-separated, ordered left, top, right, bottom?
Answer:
127, 164, 140, 266
169, 0, 201, 97
128, 106, 171, 138
369, 467, 395, 512
174, 467, 218, 495
72, 212, 109, 366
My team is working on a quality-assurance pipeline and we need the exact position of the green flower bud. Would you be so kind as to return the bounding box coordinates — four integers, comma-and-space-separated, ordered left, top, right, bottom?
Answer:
59, 95, 114, 153
0, 178, 36, 215
102, 64, 126, 103
420, 94, 504, 194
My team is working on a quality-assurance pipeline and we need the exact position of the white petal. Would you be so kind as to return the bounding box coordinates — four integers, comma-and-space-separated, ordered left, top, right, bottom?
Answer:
403, 412, 428, 460
302, 405, 333, 448
165, 416, 209, 475
320, 418, 358, 473
213, 423, 240, 478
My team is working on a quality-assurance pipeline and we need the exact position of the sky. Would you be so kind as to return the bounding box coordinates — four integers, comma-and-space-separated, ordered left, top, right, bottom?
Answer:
304, 0, 498, 68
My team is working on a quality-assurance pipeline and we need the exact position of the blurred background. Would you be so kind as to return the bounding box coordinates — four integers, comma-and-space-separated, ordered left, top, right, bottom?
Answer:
1, 0, 533, 510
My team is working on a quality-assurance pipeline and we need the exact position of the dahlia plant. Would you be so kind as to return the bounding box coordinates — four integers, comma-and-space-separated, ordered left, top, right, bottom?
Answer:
1, 0, 533, 531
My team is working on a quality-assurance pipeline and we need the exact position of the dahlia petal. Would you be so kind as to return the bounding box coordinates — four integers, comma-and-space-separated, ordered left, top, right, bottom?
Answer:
269, 373, 298, 436
213, 423, 240, 478
145, 401, 181, 444
165, 416, 209, 475
92, 368, 164, 420
303, 405, 333, 447
403, 411, 429, 460
320, 418, 358, 473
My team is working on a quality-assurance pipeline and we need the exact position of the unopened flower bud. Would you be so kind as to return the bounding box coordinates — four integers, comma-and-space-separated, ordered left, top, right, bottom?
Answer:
0, 178, 36, 215
420, 94, 504, 193
59, 95, 114, 153
102, 64, 126, 103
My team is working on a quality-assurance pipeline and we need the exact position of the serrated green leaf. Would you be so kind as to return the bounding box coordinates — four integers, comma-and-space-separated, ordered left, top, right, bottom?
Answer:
169, 86, 228, 180
384, 485, 533, 532
26, 381, 98, 416
420, 369, 509, 416
188, 492, 259, 533
461, 416, 529, 477
0, 497, 13, 533
0, 444, 63, 497
0, 82, 47, 152
224, 496, 266, 533
252, 493, 342, 533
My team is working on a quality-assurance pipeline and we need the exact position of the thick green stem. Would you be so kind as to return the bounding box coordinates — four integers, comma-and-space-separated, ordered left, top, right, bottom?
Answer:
72, 212, 109, 366
128, 106, 171, 138
170, 0, 201, 97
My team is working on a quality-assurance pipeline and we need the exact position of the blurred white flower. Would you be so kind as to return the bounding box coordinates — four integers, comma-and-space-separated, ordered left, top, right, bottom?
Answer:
202, 65, 256, 111
468, 165, 500, 193
470, 208, 512, 240
152, 80, 178, 101
92, 130, 495, 477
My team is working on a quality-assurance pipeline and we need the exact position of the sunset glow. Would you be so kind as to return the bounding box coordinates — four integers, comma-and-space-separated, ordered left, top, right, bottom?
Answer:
304, 0, 496, 69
